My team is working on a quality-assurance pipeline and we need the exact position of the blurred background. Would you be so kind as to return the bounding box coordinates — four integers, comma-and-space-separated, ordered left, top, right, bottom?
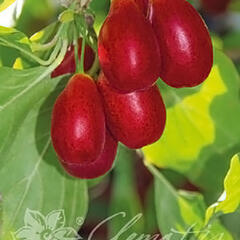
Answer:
0, 0, 240, 239
1, 0, 240, 71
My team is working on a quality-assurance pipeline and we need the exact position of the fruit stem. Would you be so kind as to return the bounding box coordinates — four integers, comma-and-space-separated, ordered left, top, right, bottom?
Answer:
73, 25, 81, 73
87, 52, 99, 78
31, 34, 59, 52
79, 35, 86, 73
50, 39, 69, 71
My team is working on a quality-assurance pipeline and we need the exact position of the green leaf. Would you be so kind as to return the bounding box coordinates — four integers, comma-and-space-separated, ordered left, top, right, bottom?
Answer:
108, 145, 144, 239
223, 31, 240, 50
147, 163, 233, 239
221, 212, 240, 240
143, 49, 240, 198
90, 0, 110, 34
0, 26, 57, 67
30, 22, 59, 45
0, 27, 31, 52
0, 27, 41, 67
0, 67, 52, 157
144, 186, 158, 234
15, 0, 55, 38
211, 34, 223, 50
59, 10, 74, 23
0, 67, 88, 238
0, 193, 2, 231
199, 220, 234, 240
149, 163, 204, 237
205, 154, 240, 224
29, 22, 60, 63
0, 0, 16, 12
0, 45, 19, 67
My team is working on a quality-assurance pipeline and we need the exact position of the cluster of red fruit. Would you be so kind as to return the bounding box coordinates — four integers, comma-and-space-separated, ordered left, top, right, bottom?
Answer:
51, 0, 213, 179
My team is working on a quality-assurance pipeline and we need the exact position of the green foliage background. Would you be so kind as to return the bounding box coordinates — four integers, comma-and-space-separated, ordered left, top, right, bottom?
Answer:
0, 0, 240, 239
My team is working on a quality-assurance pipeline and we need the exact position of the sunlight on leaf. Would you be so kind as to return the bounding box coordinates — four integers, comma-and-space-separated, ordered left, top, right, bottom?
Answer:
0, 26, 16, 34
205, 154, 240, 224
0, 0, 16, 12
18, 36, 30, 45
13, 57, 23, 69
30, 22, 58, 44
30, 31, 44, 42
149, 163, 204, 235
211, 35, 223, 50
142, 49, 240, 200
143, 50, 227, 171
146, 163, 233, 239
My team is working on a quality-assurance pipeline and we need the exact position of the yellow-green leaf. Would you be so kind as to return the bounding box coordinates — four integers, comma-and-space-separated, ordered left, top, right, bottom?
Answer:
0, 26, 16, 35
143, 52, 227, 171
146, 163, 233, 239
13, 57, 23, 69
58, 9, 74, 23
0, 0, 16, 12
205, 154, 240, 224
147, 163, 204, 235
142, 49, 240, 179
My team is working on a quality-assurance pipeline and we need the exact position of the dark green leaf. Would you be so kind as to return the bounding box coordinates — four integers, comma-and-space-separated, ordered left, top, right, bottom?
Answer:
108, 146, 144, 239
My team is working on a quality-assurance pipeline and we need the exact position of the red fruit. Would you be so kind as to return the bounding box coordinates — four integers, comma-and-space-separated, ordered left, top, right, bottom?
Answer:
98, 0, 161, 93
61, 130, 118, 179
134, 0, 149, 16
201, 0, 231, 15
98, 73, 166, 149
51, 39, 95, 78
149, 0, 213, 88
51, 74, 105, 165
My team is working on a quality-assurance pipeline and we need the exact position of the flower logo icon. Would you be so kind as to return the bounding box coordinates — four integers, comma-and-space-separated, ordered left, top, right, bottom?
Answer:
12, 209, 81, 240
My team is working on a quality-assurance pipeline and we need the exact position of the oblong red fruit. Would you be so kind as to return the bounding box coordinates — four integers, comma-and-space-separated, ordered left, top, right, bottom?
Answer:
134, 0, 149, 16
149, 0, 213, 88
51, 39, 95, 78
98, 0, 161, 93
51, 74, 105, 165
98, 72, 166, 149
201, 0, 231, 15
61, 130, 118, 179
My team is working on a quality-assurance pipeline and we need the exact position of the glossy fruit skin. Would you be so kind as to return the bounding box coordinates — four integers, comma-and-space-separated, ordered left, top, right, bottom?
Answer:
201, 0, 231, 15
98, 0, 161, 93
134, 0, 149, 16
149, 0, 213, 88
98, 72, 166, 149
61, 130, 118, 179
51, 39, 95, 78
51, 74, 105, 165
